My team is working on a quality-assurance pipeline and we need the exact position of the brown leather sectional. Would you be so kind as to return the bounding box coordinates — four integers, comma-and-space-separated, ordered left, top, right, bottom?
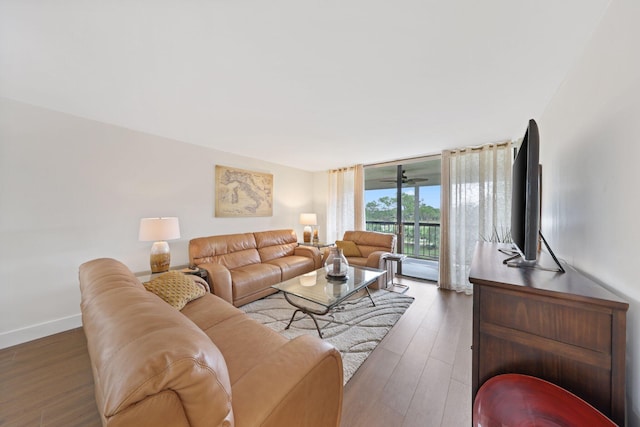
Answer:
189, 229, 322, 306
79, 257, 343, 427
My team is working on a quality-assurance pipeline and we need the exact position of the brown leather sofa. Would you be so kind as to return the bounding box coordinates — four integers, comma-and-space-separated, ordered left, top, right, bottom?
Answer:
189, 229, 321, 306
337, 230, 397, 289
79, 258, 343, 427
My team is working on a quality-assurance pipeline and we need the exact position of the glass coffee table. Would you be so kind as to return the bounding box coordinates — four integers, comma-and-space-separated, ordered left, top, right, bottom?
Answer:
272, 266, 385, 338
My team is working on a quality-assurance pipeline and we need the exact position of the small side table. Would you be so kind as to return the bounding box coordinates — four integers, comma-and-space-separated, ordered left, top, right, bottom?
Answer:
135, 266, 208, 288
383, 254, 408, 294
298, 241, 335, 249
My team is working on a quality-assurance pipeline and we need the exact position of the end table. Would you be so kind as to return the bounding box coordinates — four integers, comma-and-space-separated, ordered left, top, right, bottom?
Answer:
298, 241, 335, 249
135, 265, 208, 288
383, 254, 408, 294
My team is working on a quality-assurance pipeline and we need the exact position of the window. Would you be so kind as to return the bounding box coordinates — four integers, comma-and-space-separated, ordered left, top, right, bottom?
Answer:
364, 157, 441, 281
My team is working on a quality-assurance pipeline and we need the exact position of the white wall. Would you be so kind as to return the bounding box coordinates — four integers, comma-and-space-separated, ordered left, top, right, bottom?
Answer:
540, 0, 640, 424
0, 97, 320, 348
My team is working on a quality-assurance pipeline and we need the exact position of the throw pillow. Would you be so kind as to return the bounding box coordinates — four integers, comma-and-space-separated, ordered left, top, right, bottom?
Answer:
335, 240, 362, 257
143, 271, 206, 310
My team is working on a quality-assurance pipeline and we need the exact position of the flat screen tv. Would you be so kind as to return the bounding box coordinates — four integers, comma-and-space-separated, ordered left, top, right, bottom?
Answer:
510, 119, 540, 263
508, 119, 564, 272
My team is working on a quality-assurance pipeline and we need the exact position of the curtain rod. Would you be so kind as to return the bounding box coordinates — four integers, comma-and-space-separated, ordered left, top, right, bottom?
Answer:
444, 140, 511, 154
364, 141, 510, 168
329, 165, 358, 173
364, 153, 440, 168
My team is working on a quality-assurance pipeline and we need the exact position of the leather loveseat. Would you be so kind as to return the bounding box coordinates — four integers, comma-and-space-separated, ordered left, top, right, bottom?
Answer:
79, 258, 343, 427
189, 229, 321, 306
335, 230, 397, 289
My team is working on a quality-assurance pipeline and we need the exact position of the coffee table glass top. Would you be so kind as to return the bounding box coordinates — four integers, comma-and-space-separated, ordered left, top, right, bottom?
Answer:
272, 266, 385, 308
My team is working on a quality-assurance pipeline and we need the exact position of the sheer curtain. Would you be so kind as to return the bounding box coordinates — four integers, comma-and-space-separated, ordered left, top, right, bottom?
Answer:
326, 165, 365, 243
439, 142, 512, 294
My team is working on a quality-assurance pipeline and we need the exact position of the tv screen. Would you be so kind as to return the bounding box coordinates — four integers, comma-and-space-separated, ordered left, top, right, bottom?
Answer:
510, 119, 540, 262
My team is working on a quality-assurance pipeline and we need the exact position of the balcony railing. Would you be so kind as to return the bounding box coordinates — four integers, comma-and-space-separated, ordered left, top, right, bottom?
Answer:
365, 220, 440, 260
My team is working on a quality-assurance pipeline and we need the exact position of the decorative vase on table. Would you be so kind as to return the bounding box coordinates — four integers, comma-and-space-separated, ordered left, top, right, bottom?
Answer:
324, 247, 349, 279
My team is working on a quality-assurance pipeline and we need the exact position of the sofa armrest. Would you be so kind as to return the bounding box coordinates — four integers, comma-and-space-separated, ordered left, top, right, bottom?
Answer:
367, 251, 392, 289
231, 335, 343, 427
366, 250, 390, 270
199, 263, 233, 304
294, 245, 322, 269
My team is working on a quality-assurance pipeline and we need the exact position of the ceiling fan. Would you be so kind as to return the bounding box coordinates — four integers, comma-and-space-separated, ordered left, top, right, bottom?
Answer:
379, 170, 429, 185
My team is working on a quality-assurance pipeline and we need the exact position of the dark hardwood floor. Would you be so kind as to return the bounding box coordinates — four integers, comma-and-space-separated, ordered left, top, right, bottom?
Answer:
0, 328, 100, 427
0, 277, 472, 427
342, 277, 472, 427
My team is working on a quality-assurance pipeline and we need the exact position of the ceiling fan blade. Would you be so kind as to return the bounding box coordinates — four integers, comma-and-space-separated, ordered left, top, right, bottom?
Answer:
403, 178, 429, 184
378, 174, 429, 184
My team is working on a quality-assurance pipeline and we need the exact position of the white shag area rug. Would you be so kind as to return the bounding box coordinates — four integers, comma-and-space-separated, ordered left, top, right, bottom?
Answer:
239, 289, 414, 384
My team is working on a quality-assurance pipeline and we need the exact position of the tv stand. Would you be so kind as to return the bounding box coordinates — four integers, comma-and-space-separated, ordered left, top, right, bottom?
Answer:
503, 231, 566, 273
470, 242, 628, 426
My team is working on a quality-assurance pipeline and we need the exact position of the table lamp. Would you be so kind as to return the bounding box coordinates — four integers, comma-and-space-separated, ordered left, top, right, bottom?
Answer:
299, 213, 317, 243
139, 217, 180, 273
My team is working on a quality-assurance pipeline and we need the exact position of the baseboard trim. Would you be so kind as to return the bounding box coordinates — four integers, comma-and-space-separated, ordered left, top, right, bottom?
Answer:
0, 314, 82, 350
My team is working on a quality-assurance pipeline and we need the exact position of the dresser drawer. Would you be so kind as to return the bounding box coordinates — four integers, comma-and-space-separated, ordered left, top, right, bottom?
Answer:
479, 286, 612, 353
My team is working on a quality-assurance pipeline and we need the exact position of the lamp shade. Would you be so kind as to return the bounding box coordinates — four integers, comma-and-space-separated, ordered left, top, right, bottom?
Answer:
138, 217, 180, 241
299, 213, 317, 226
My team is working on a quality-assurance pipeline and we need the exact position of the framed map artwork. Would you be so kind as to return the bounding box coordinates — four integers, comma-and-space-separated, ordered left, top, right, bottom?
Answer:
215, 165, 273, 217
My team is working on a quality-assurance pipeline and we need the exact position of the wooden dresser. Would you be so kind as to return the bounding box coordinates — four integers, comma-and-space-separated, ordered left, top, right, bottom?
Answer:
469, 242, 628, 426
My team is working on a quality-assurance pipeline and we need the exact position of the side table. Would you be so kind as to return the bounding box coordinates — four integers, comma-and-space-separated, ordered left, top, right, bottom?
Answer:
383, 254, 408, 294
298, 241, 335, 249
135, 265, 209, 289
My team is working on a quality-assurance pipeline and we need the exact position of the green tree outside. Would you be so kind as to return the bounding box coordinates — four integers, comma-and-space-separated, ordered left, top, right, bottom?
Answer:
366, 193, 440, 222
366, 193, 441, 258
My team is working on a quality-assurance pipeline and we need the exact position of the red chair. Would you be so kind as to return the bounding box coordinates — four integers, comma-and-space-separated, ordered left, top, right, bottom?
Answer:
473, 374, 617, 427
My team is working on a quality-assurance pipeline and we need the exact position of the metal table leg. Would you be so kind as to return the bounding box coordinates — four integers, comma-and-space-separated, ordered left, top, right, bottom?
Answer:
283, 293, 329, 338
385, 256, 409, 294
282, 287, 377, 338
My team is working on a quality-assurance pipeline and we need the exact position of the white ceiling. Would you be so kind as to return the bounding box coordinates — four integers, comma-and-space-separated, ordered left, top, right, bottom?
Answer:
0, 0, 610, 172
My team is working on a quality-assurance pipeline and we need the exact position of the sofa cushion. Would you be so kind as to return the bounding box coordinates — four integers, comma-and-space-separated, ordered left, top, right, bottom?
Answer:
181, 293, 246, 331
346, 257, 368, 267
335, 240, 362, 257
217, 248, 262, 270
254, 229, 297, 262
190, 233, 260, 268
342, 230, 396, 258
143, 271, 206, 310
259, 243, 297, 262
231, 263, 282, 302
265, 256, 316, 280
254, 229, 297, 247
343, 230, 395, 247
199, 313, 288, 384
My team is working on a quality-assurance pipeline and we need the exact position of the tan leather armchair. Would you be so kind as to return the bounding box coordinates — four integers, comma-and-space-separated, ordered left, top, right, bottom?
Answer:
336, 230, 397, 289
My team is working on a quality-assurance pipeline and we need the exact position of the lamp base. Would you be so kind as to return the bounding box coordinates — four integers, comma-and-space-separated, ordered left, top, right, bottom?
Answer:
150, 241, 171, 273
303, 226, 312, 243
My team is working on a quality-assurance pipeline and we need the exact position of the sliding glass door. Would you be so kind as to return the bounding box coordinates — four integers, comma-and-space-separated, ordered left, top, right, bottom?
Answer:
364, 157, 441, 281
